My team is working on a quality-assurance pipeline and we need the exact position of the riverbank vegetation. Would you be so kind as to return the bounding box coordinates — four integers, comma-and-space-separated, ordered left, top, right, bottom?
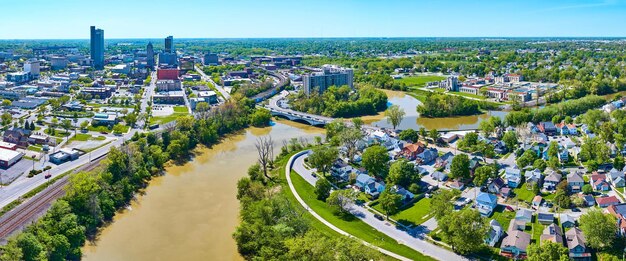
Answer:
289, 84, 388, 118
417, 92, 497, 117
0, 96, 270, 261
505, 95, 605, 126
234, 144, 385, 260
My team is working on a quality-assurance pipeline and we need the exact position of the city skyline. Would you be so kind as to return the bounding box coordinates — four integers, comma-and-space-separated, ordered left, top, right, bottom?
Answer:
1, 0, 626, 39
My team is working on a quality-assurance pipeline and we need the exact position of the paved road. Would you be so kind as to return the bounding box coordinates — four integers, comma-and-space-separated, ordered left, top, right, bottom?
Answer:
288, 151, 466, 261
286, 151, 413, 261
265, 91, 334, 123
194, 65, 230, 100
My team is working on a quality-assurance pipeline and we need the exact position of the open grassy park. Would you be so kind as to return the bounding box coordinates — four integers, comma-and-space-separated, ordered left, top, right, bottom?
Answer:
394, 75, 446, 87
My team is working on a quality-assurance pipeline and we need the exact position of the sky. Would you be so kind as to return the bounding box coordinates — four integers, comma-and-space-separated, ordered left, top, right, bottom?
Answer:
1, 0, 626, 39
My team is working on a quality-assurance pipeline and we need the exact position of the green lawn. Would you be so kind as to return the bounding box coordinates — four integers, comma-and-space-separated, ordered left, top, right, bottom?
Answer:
491, 205, 514, 230
372, 197, 433, 227
531, 217, 544, 244
68, 133, 106, 143
149, 112, 189, 125
173, 106, 189, 113
448, 91, 486, 100
289, 170, 434, 261
394, 76, 446, 87
513, 183, 537, 203
27, 145, 42, 152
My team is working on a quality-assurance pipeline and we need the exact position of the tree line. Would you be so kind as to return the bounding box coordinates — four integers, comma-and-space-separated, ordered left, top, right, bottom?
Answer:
289, 84, 388, 118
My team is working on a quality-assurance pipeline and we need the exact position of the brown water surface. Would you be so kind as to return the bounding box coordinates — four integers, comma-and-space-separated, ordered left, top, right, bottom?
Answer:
82, 121, 323, 261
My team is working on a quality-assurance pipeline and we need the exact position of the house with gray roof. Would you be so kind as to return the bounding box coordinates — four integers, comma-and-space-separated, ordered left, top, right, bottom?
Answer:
567, 172, 585, 193
543, 171, 562, 191
565, 228, 590, 259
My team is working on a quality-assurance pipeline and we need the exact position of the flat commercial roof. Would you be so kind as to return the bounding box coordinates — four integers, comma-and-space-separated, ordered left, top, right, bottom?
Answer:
0, 147, 23, 162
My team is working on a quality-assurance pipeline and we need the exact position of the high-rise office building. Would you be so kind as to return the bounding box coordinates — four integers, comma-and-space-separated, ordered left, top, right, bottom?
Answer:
165, 36, 174, 54
203, 53, 219, 65
146, 42, 155, 68
303, 65, 354, 95
90, 26, 105, 70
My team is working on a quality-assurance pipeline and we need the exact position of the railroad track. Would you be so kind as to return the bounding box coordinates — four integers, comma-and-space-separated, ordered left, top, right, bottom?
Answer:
0, 176, 68, 239
0, 156, 107, 241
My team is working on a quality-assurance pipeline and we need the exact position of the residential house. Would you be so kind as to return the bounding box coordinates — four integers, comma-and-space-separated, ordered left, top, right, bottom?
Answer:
449, 180, 465, 190
581, 194, 595, 207
525, 169, 543, 188
431, 171, 448, 182
501, 224, 531, 259
440, 133, 459, 143
540, 223, 563, 244
400, 142, 424, 161
608, 168, 626, 188
504, 167, 522, 188
608, 203, 626, 236
560, 214, 576, 228
434, 152, 454, 169
543, 172, 562, 191
3, 128, 31, 147
515, 209, 533, 225
416, 147, 438, 164
537, 212, 555, 225
485, 219, 503, 247
355, 174, 386, 198
469, 156, 483, 174
596, 196, 620, 208
532, 195, 543, 209
581, 124, 595, 138
476, 192, 498, 216
538, 121, 557, 136
370, 130, 389, 142
565, 228, 590, 259
567, 172, 585, 193
493, 140, 507, 154
487, 177, 506, 195
591, 173, 610, 191
527, 122, 539, 133
390, 185, 414, 201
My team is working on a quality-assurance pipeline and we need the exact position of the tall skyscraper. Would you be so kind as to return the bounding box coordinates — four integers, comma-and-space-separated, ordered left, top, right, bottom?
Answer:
165, 36, 174, 54
90, 26, 105, 70
146, 42, 155, 68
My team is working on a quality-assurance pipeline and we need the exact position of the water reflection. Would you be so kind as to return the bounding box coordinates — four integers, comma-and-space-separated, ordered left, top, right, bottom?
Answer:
363, 89, 508, 131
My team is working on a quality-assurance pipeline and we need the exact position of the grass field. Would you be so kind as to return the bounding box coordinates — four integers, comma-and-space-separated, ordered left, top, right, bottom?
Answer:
68, 133, 106, 143
27, 145, 43, 152
289, 170, 434, 261
149, 112, 189, 125
372, 197, 433, 227
394, 76, 446, 87
173, 106, 189, 113
513, 183, 556, 203
448, 91, 486, 100
491, 205, 514, 231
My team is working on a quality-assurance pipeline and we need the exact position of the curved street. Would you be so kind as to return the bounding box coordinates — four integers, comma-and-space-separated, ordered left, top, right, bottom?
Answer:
286, 150, 467, 261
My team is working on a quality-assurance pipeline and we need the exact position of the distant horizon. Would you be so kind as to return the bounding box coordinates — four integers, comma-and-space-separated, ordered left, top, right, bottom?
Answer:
2, 36, 626, 41
1, 0, 626, 39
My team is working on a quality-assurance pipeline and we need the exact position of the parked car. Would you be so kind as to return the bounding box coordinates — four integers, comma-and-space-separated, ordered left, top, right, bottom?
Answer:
44, 173, 52, 179
572, 208, 581, 212
374, 214, 384, 221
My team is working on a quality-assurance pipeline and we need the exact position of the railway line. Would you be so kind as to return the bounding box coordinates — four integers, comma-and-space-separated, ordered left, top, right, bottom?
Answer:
0, 156, 106, 242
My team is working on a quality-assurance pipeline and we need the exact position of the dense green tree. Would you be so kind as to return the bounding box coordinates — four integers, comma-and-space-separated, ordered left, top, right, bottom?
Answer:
439, 209, 488, 254
579, 210, 617, 250
473, 165, 495, 186
450, 154, 470, 180
502, 131, 518, 151
385, 105, 405, 129
379, 189, 403, 218
314, 178, 332, 201
386, 159, 418, 188
527, 241, 569, 261
308, 146, 339, 176
398, 129, 419, 143
431, 189, 460, 220
361, 145, 389, 179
